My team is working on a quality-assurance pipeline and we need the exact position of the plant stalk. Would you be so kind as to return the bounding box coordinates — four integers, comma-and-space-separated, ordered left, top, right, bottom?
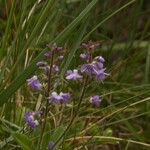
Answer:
37, 50, 54, 150
51, 75, 88, 149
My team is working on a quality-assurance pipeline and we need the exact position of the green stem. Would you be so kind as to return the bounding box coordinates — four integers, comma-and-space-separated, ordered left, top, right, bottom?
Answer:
51, 75, 88, 149
37, 50, 54, 150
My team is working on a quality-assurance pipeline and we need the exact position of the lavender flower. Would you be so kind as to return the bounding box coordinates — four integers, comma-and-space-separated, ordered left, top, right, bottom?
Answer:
81, 41, 100, 51
80, 63, 97, 75
36, 61, 47, 67
47, 43, 63, 52
94, 56, 105, 63
44, 66, 50, 75
80, 53, 89, 60
57, 55, 64, 61
27, 76, 42, 90
55, 46, 63, 52
45, 65, 60, 75
90, 95, 101, 107
95, 68, 108, 80
60, 92, 70, 103
52, 65, 59, 73
25, 112, 41, 128
66, 70, 82, 80
66, 70, 73, 75
48, 92, 62, 103
48, 141, 55, 149
80, 56, 108, 81
48, 92, 70, 104
44, 51, 51, 58
92, 61, 103, 70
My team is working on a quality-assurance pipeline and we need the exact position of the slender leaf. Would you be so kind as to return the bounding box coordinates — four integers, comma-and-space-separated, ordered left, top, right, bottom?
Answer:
0, 0, 98, 106
12, 132, 34, 150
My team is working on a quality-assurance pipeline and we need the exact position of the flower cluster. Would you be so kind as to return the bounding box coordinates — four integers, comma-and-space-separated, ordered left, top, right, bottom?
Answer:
48, 92, 70, 104
27, 45, 70, 100
25, 41, 107, 130
81, 56, 108, 80
25, 43, 71, 129
64, 41, 108, 81
63, 41, 107, 107
24, 41, 108, 149
25, 111, 41, 128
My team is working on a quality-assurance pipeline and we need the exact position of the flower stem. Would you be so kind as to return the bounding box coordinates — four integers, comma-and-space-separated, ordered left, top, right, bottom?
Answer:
37, 50, 54, 150
51, 75, 88, 149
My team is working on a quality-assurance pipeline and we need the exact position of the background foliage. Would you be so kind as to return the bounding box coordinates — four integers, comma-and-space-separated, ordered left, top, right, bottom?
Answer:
0, 0, 150, 149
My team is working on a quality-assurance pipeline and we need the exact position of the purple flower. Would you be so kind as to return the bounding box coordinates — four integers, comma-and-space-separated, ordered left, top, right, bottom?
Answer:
92, 61, 103, 70
48, 92, 62, 103
44, 66, 50, 75
36, 61, 47, 67
57, 55, 64, 61
80, 53, 89, 60
27, 76, 42, 90
47, 43, 63, 52
55, 47, 63, 51
52, 65, 59, 73
44, 51, 51, 58
80, 58, 108, 80
95, 68, 108, 80
44, 65, 59, 75
81, 41, 100, 51
81, 63, 97, 75
94, 56, 105, 63
60, 92, 70, 103
48, 141, 55, 149
48, 92, 70, 104
66, 70, 82, 80
66, 70, 73, 75
25, 111, 41, 128
90, 95, 101, 107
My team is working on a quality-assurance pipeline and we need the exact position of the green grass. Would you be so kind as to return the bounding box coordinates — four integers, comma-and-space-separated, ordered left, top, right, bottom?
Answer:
0, 0, 150, 149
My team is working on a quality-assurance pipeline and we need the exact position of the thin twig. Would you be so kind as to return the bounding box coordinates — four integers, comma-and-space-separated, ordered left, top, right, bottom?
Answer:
51, 75, 89, 149
37, 50, 54, 150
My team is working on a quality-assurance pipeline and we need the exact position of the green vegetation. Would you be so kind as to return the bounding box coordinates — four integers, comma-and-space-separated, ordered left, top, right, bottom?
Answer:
0, 0, 149, 149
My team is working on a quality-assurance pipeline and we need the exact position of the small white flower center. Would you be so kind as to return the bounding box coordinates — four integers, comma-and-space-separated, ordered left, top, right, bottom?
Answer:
32, 76, 38, 80
73, 69, 78, 73
34, 120, 39, 125
52, 92, 58, 96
